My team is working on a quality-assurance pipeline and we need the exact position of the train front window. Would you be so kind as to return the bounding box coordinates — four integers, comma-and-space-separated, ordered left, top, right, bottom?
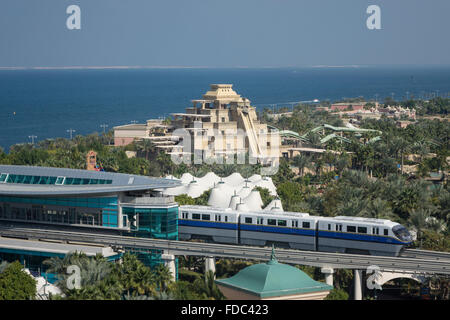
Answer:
392, 225, 412, 242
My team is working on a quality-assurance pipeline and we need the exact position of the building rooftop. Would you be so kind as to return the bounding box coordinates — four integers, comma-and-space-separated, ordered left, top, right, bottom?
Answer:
215, 248, 332, 298
0, 237, 118, 258
0, 165, 181, 196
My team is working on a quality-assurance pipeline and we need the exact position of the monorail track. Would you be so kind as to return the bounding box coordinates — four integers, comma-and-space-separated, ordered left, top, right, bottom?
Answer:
0, 222, 449, 276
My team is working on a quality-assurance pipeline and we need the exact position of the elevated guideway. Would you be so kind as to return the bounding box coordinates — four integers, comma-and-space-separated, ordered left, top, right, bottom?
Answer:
401, 249, 450, 262
0, 223, 449, 276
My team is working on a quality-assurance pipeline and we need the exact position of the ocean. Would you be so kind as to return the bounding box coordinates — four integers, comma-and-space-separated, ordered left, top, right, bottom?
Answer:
1, 66, 450, 151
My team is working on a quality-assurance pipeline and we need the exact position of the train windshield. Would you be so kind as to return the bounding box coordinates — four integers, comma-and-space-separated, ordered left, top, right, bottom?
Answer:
392, 225, 412, 242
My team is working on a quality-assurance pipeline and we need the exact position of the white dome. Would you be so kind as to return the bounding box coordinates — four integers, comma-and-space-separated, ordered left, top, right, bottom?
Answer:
223, 172, 244, 186
187, 181, 204, 198
236, 202, 250, 212
248, 174, 262, 182
243, 190, 263, 211
228, 194, 242, 210
199, 172, 221, 188
253, 177, 277, 196
163, 184, 189, 196
237, 185, 252, 198
208, 185, 234, 208
180, 172, 195, 184
264, 198, 284, 212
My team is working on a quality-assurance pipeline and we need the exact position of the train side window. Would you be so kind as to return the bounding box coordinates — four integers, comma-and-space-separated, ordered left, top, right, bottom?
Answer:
328, 224, 331, 231
268, 219, 276, 226
347, 226, 356, 233
302, 221, 310, 229
277, 220, 287, 227
225, 216, 228, 222
245, 217, 252, 224
384, 229, 388, 236
358, 226, 367, 234
373, 227, 379, 235
201, 214, 210, 221
192, 213, 201, 220
257, 217, 264, 225
336, 224, 343, 232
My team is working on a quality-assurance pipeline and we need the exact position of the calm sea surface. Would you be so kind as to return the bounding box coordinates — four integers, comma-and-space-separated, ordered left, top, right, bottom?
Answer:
1, 66, 450, 151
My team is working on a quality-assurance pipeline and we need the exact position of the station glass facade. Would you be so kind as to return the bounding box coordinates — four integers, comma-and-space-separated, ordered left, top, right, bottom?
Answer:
122, 206, 178, 240
0, 195, 119, 228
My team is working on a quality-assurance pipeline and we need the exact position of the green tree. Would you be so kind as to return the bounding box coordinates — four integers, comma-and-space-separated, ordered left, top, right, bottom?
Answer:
0, 261, 37, 300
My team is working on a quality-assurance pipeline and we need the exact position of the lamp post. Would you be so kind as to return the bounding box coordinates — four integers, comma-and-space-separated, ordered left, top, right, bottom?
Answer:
28, 135, 37, 145
67, 128, 76, 140
100, 124, 108, 134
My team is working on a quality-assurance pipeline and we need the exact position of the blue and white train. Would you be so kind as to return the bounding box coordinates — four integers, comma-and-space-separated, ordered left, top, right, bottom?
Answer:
178, 205, 413, 257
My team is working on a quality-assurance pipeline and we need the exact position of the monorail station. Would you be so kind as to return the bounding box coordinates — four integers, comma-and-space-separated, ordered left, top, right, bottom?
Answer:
0, 165, 181, 268
0, 237, 121, 282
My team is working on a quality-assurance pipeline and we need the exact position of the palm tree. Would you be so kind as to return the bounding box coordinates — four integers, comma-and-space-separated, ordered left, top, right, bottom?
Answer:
336, 197, 368, 217
386, 137, 409, 174
408, 207, 432, 246
292, 154, 312, 176
135, 139, 156, 161
366, 198, 394, 220
153, 264, 173, 293
193, 270, 224, 300
115, 253, 156, 297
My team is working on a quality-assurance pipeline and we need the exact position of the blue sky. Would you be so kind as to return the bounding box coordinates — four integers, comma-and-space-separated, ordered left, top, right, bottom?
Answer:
1, 0, 449, 67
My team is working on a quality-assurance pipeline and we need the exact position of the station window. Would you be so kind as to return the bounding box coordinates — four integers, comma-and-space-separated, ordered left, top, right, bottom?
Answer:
268, 219, 277, 226
192, 214, 201, 220
358, 227, 367, 234
245, 217, 253, 224
0, 173, 8, 183
347, 226, 356, 233
302, 221, 310, 229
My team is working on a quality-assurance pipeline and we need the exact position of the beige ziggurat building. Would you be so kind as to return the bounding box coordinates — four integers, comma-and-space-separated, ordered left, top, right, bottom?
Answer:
114, 84, 280, 164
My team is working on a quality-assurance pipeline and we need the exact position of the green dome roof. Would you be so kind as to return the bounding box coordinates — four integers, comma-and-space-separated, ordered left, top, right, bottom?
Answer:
216, 249, 333, 298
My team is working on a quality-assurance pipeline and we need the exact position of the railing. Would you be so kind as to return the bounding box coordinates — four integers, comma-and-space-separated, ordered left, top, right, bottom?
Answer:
121, 196, 176, 206
1, 224, 450, 275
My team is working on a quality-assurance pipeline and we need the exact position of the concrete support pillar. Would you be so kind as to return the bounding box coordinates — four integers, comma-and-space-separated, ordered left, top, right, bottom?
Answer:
321, 267, 334, 286
161, 253, 176, 281
354, 269, 363, 300
205, 256, 216, 279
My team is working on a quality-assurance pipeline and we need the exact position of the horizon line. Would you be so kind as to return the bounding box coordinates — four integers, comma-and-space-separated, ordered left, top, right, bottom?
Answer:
1, 64, 449, 71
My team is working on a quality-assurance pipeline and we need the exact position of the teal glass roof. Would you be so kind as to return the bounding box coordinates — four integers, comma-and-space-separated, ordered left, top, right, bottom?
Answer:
216, 248, 333, 298
0, 165, 181, 196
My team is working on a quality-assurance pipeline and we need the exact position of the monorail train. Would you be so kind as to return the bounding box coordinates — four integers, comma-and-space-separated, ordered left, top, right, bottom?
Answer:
178, 205, 413, 257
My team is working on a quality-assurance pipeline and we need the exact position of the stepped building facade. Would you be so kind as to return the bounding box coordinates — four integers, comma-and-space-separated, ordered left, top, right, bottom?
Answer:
114, 84, 280, 165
